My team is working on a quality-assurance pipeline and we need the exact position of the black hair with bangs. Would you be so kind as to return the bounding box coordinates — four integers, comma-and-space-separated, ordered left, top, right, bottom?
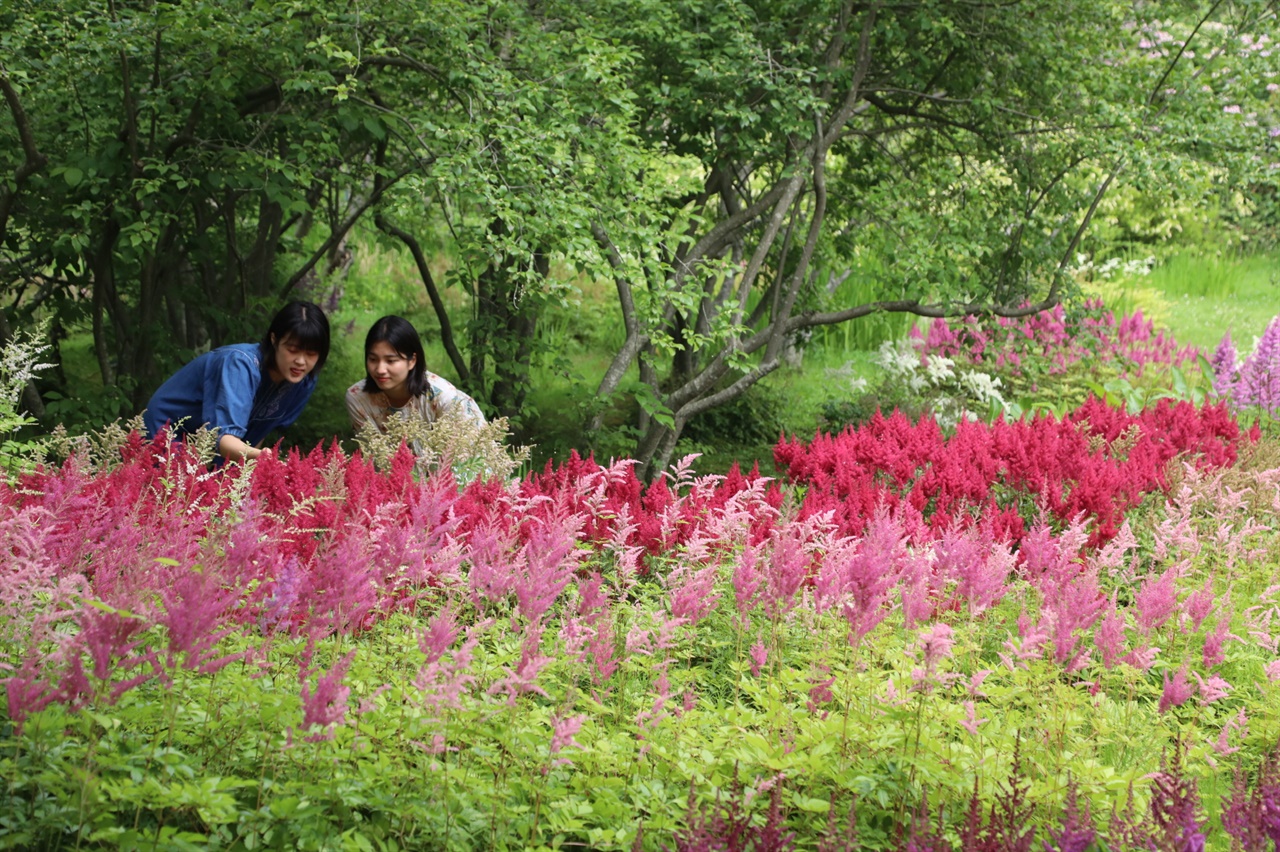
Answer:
362, 315, 428, 398
259, 300, 331, 372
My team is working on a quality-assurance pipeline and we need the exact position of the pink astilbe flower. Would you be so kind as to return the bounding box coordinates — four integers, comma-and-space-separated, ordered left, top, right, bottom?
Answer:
512, 515, 583, 625
999, 616, 1049, 670
760, 517, 824, 618
749, 641, 769, 677
935, 525, 1012, 615
1094, 597, 1129, 669
1040, 565, 1106, 668
909, 623, 958, 693
549, 712, 586, 765
732, 544, 764, 624
1182, 579, 1217, 632
1135, 568, 1179, 634
823, 509, 907, 644
1202, 610, 1236, 668
300, 649, 355, 741
1158, 665, 1194, 714
1193, 671, 1231, 705
666, 560, 721, 627
158, 565, 242, 674
489, 626, 554, 705
959, 700, 986, 736
416, 617, 485, 714
1214, 708, 1248, 757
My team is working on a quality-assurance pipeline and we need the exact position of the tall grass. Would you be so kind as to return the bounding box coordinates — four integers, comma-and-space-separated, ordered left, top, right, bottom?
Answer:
1145, 252, 1242, 298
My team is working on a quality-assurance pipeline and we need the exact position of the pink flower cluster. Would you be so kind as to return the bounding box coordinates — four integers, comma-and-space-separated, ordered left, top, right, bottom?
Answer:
914, 300, 1199, 379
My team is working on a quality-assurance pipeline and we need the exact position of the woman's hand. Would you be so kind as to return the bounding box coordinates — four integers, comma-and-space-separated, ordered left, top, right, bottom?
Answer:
217, 434, 268, 462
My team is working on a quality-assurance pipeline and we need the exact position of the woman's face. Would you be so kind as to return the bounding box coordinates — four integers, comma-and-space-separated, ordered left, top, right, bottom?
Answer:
366, 340, 416, 399
270, 335, 321, 384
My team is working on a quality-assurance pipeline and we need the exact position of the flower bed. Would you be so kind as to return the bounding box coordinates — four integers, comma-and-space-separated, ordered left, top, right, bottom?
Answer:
4, 406, 1280, 849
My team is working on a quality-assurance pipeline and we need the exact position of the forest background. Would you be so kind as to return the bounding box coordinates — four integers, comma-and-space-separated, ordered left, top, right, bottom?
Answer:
2, 0, 1278, 475
9, 3, 1280, 850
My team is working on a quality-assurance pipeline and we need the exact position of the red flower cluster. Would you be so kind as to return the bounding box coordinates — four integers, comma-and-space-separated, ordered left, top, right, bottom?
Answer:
774, 398, 1244, 547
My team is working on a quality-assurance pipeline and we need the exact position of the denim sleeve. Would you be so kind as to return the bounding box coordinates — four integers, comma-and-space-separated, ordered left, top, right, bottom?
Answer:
203, 351, 260, 439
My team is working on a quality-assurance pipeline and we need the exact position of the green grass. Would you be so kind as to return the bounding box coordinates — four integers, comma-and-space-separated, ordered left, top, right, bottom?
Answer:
1158, 251, 1280, 352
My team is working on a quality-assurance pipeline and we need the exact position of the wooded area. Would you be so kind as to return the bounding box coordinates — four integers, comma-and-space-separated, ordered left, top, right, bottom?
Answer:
1, 0, 1276, 470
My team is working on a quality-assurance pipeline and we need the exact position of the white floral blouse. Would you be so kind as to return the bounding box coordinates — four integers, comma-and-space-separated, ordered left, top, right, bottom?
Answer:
345, 372, 487, 434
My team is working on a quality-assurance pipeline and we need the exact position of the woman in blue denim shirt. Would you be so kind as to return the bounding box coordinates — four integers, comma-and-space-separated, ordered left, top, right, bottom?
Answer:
143, 301, 330, 462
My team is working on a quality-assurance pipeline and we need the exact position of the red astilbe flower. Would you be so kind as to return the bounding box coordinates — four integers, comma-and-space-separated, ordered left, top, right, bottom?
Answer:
776, 399, 1241, 550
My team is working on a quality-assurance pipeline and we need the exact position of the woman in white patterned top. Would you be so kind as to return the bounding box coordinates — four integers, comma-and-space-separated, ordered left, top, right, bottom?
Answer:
345, 316, 486, 435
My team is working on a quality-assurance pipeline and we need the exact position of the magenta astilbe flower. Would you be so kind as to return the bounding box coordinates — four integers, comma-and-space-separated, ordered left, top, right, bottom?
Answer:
1159, 665, 1194, 714
304, 535, 378, 637
1094, 597, 1128, 669
1043, 782, 1095, 852
900, 793, 950, 852
300, 648, 355, 741
4, 659, 54, 733
1149, 745, 1207, 852
1182, 579, 1217, 632
1220, 742, 1280, 850
1220, 763, 1268, 852
78, 605, 150, 687
418, 605, 461, 666
467, 521, 521, 604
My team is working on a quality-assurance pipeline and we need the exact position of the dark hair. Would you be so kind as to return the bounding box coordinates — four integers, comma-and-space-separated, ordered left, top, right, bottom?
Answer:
259, 300, 331, 372
362, 315, 428, 397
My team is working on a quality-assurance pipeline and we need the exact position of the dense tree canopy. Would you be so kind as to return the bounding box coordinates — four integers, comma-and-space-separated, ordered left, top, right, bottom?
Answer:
1, 0, 1276, 468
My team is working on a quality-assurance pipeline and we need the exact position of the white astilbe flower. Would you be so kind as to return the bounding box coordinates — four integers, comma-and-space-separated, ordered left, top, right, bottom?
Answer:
924, 356, 956, 384
876, 339, 921, 377
960, 370, 1006, 406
